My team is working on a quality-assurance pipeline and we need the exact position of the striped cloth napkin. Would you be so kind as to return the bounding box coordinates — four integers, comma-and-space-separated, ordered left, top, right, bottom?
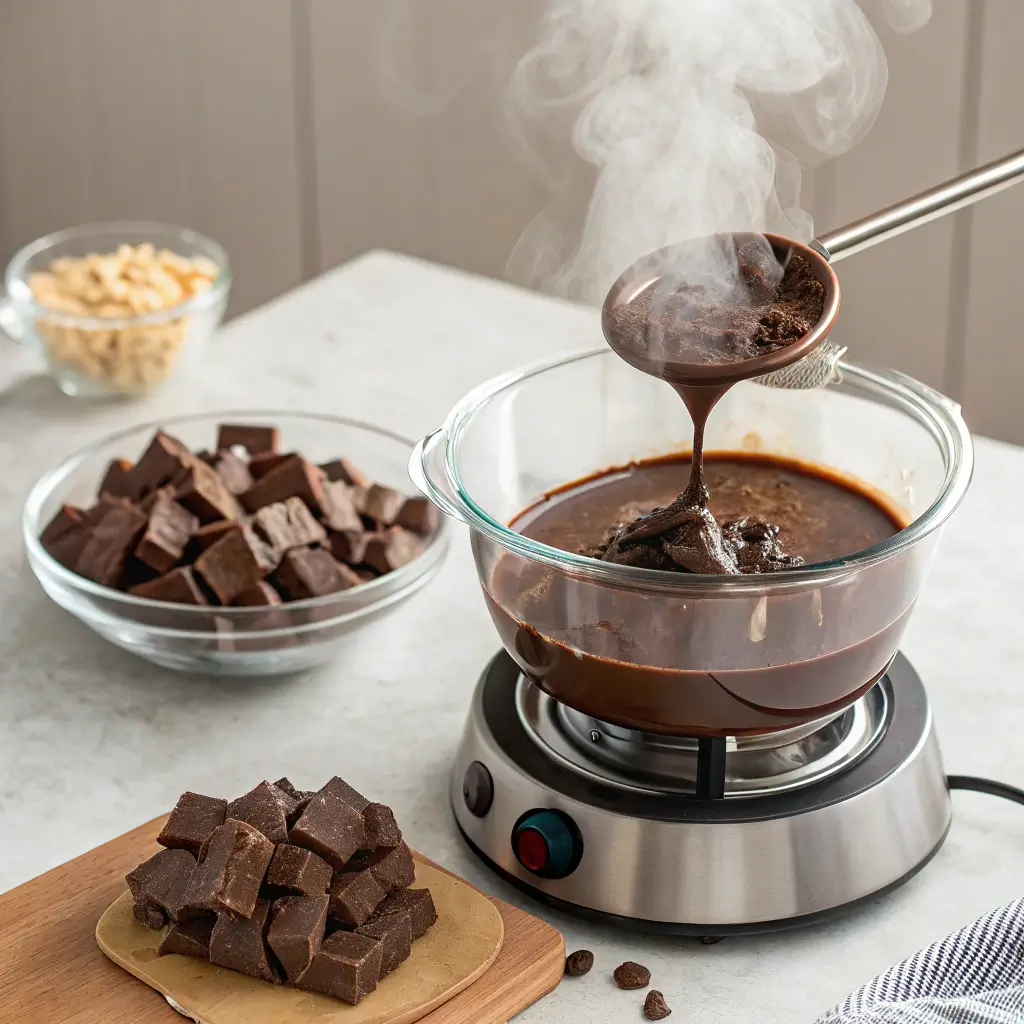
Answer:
817, 900, 1024, 1023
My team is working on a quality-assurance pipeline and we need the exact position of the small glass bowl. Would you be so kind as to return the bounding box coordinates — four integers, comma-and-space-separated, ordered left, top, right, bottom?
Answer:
24, 412, 450, 675
1, 222, 231, 398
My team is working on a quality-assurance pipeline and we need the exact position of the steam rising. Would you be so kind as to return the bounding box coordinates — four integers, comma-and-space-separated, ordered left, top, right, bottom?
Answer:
505, 0, 933, 305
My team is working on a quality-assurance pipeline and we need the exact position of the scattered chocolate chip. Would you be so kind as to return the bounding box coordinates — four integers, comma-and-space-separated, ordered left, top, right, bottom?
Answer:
564, 949, 594, 977
643, 990, 672, 1020
613, 961, 651, 990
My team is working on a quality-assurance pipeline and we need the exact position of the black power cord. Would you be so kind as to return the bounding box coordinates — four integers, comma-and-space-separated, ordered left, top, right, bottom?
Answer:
947, 774, 1024, 806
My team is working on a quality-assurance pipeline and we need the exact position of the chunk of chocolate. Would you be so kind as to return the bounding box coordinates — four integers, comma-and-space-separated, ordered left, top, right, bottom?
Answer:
210, 899, 279, 983
227, 782, 294, 844
320, 458, 370, 489
217, 424, 279, 455
295, 930, 382, 1006
175, 460, 242, 524
252, 497, 327, 551
266, 844, 333, 896
209, 449, 254, 496
361, 484, 404, 527
274, 777, 315, 824
75, 501, 149, 586
126, 848, 197, 929
158, 792, 227, 854
194, 526, 278, 605
328, 868, 386, 928
267, 894, 329, 981
239, 456, 328, 517
357, 911, 412, 977
180, 819, 275, 920
396, 497, 440, 536
157, 913, 215, 959
369, 887, 436, 939
321, 481, 363, 533
274, 548, 361, 601
363, 527, 423, 576
347, 843, 415, 894
99, 458, 134, 499
327, 528, 368, 565
233, 581, 283, 607
125, 431, 192, 501
249, 452, 294, 479
134, 492, 198, 573
613, 960, 651, 990
129, 566, 208, 605
189, 519, 238, 555
363, 803, 402, 850
40, 504, 87, 547
289, 777, 368, 869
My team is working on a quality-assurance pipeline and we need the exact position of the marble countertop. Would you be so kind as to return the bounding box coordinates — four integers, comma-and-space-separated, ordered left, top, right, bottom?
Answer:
2, 251, 1023, 1023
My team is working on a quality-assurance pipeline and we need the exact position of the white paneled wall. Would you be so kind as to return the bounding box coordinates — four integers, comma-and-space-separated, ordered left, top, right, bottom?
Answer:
1, 0, 1021, 442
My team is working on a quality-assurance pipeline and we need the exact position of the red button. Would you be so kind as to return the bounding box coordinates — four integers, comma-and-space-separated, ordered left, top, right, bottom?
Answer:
515, 828, 549, 872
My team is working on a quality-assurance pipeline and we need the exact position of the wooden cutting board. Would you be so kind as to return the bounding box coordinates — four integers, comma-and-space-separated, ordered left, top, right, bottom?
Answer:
0, 817, 565, 1024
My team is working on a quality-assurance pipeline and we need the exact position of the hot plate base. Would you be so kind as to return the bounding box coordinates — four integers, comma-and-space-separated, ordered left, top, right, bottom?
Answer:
451, 650, 951, 933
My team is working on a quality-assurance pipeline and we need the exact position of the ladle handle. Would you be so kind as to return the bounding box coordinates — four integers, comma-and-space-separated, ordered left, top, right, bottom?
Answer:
818, 147, 1024, 263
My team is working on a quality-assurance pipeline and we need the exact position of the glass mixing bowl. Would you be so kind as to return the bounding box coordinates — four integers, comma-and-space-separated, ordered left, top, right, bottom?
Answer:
411, 348, 973, 736
25, 412, 450, 675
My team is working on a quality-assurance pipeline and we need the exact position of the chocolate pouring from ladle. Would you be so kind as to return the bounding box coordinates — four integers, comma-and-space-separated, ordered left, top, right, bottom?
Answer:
602, 146, 1024, 391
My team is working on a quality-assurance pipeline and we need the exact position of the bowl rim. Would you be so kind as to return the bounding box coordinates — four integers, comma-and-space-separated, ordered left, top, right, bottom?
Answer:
4, 220, 232, 329
436, 347, 974, 595
23, 409, 451, 633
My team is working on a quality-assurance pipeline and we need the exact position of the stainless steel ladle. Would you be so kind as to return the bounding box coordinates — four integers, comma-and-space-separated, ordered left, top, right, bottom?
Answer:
602, 147, 1024, 389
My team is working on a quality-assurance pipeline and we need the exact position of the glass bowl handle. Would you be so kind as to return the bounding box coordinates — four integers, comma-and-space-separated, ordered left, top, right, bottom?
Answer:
409, 428, 468, 524
0, 296, 26, 345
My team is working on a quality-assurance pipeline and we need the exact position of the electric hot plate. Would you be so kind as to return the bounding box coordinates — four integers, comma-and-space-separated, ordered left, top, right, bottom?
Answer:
451, 650, 950, 935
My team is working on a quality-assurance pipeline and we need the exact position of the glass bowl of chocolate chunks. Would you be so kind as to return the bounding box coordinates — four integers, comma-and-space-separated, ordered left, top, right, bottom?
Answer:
23, 412, 450, 674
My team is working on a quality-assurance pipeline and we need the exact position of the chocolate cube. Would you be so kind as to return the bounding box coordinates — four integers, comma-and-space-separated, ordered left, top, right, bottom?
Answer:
296, 931, 382, 1005
363, 803, 402, 850
158, 792, 227, 854
289, 777, 368, 869
363, 527, 422, 576
75, 501, 149, 586
175, 460, 242, 524
327, 528, 368, 565
157, 913, 215, 959
321, 482, 363, 533
189, 519, 238, 556
370, 887, 437, 939
361, 484, 404, 527
267, 894, 329, 981
129, 566, 208, 605
126, 847, 197, 929
179, 819, 274, 919
328, 867, 386, 928
274, 548, 361, 600
239, 456, 328, 517
40, 504, 86, 547
233, 581, 283, 607
227, 781, 295, 844
134, 492, 198, 573
194, 526, 278, 605
347, 843, 415, 894
357, 910, 412, 977
252, 497, 327, 551
125, 431, 192, 501
274, 777, 314, 824
319, 458, 370, 489
210, 899, 279, 983
266, 844, 333, 896
396, 497, 440, 536
217, 424, 279, 455
249, 452, 293, 479
99, 458, 134, 499
209, 449, 254, 496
